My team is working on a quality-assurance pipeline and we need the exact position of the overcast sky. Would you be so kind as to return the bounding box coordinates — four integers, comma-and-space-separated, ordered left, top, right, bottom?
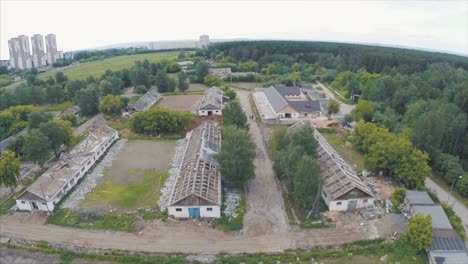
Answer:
1, 0, 467, 59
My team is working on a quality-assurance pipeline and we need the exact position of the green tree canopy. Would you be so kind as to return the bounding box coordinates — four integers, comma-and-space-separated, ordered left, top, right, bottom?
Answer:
28, 111, 53, 130
24, 129, 51, 167
223, 100, 247, 128
204, 74, 223, 87
156, 71, 176, 93
130, 107, 192, 135
99, 94, 124, 116
215, 126, 256, 188
0, 150, 21, 191
177, 71, 189, 92
407, 214, 433, 251
75, 85, 100, 116
327, 99, 341, 115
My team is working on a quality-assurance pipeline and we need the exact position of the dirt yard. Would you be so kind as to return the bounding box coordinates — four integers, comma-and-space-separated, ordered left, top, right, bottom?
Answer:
0, 246, 60, 264
78, 140, 176, 212
158, 94, 202, 112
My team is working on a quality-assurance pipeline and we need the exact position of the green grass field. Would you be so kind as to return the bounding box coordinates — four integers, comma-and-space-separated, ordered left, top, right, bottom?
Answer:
39, 51, 179, 80
82, 169, 168, 209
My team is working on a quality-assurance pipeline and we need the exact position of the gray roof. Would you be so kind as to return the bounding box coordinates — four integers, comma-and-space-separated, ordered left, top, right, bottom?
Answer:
0, 129, 27, 152
412, 205, 453, 230
429, 230, 468, 252
429, 252, 468, 264
274, 85, 301, 96
288, 100, 321, 113
132, 89, 161, 112
168, 122, 222, 206
406, 190, 435, 206
198, 86, 223, 111
264, 86, 288, 112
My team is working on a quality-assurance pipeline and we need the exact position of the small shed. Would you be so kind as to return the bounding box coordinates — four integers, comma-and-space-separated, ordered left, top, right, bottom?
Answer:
197, 86, 224, 116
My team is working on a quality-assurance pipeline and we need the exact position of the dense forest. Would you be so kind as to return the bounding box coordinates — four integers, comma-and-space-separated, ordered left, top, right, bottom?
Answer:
208, 41, 468, 196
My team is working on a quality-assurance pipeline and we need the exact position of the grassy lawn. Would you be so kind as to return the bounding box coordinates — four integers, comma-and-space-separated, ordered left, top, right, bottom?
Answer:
39, 51, 179, 80
320, 129, 365, 173
82, 169, 168, 209
37, 101, 73, 112
46, 209, 136, 231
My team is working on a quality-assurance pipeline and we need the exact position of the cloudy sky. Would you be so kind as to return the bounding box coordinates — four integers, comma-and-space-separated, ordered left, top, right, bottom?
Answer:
1, 0, 467, 59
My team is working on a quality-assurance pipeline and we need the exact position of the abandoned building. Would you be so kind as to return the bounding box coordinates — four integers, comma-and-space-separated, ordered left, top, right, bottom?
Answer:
167, 122, 222, 218
405, 190, 468, 264
262, 85, 322, 119
16, 125, 119, 212
314, 128, 375, 211
127, 89, 161, 112
197, 86, 225, 116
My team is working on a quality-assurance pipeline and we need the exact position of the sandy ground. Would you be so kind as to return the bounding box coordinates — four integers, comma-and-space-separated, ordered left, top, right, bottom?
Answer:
158, 94, 202, 112
237, 90, 290, 235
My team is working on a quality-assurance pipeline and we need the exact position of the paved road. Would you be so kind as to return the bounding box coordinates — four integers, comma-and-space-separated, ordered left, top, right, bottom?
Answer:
425, 178, 468, 236
236, 90, 289, 235
315, 81, 355, 116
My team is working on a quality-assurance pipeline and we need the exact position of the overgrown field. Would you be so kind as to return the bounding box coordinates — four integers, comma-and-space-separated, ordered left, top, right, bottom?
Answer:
39, 51, 179, 80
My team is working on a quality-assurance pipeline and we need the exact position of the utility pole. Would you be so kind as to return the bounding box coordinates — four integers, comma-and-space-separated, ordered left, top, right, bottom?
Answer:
447, 175, 462, 205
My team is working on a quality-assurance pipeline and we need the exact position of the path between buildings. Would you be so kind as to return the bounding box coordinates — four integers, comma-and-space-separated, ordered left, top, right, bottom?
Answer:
425, 178, 468, 238
236, 90, 289, 235
315, 81, 355, 116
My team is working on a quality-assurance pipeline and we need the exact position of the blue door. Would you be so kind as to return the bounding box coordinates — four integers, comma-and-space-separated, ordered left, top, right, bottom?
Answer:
189, 208, 200, 218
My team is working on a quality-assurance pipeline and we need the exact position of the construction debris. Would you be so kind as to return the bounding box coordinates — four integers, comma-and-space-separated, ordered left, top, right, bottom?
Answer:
223, 188, 241, 217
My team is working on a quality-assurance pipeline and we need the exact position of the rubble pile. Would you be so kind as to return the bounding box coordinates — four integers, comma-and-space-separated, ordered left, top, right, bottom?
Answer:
158, 138, 188, 210
223, 188, 241, 217
61, 139, 127, 209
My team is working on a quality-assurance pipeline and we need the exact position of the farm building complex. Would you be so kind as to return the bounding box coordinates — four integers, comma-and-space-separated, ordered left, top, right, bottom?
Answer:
197, 86, 225, 116
313, 127, 375, 211
405, 190, 468, 264
16, 125, 119, 212
254, 85, 323, 121
168, 122, 222, 218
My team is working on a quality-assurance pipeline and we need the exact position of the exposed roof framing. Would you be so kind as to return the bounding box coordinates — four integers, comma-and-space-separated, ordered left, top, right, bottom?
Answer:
314, 128, 374, 200
198, 86, 223, 111
168, 122, 222, 206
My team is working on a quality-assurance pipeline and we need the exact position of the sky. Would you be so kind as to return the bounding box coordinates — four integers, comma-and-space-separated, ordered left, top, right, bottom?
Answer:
1, 0, 467, 59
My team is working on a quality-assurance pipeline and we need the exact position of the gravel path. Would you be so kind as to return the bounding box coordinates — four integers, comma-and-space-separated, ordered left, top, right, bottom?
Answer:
61, 140, 127, 210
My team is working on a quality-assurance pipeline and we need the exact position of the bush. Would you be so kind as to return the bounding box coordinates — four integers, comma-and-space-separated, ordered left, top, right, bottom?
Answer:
390, 187, 406, 212
130, 107, 192, 135
134, 85, 148, 94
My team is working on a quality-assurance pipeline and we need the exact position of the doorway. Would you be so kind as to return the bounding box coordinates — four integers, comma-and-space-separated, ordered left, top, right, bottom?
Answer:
188, 207, 200, 218
347, 200, 357, 211
31, 202, 39, 210
207, 111, 213, 116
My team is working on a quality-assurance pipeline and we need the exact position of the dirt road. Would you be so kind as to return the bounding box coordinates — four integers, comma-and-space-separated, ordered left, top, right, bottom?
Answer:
236, 90, 289, 235
315, 81, 355, 116
425, 178, 468, 237
0, 213, 379, 254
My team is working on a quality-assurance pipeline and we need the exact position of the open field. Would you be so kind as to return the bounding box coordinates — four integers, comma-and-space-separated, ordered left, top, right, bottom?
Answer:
78, 140, 176, 212
39, 52, 179, 80
230, 82, 259, 89
157, 94, 202, 112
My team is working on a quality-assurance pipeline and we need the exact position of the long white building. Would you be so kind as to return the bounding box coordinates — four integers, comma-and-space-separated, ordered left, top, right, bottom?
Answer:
16, 125, 118, 212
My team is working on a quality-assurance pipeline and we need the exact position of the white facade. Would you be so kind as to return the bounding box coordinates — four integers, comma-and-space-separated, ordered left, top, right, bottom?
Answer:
322, 192, 375, 211
198, 109, 222, 116
31, 34, 47, 67
168, 205, 221, 218
8, 35, 33, 70
16, 126, 119, 212
45, 34, 58, 65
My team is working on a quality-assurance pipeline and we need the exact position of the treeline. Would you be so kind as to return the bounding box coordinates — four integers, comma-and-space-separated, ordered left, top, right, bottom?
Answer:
270, 125, 321, 210
346, 64, 468, 195
0, 105, 37, 140
208, 41, 468, 74
354, 121, 431, 189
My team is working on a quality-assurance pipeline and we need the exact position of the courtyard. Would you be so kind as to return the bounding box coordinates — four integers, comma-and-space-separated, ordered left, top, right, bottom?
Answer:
157, 94, 202, 112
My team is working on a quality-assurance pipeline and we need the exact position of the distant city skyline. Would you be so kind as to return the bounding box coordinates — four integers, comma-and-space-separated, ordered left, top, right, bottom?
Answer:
1, 1, 467, 60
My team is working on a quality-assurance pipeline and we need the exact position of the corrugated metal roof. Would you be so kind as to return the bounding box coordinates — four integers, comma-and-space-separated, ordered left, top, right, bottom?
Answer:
198, 86, 223, 111
288, 100, 321, 113
429, 231, 467, 251
413, 205, 453, 230
406, 190, 435, 206
274, 85, 302, 96
429, 252, 468, 264
264, 86, 288, 112
132, 89, 161, 112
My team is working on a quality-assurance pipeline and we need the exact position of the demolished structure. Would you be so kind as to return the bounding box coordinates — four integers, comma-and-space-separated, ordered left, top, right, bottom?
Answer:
16, 125, 119, 212
167, 122, 222, 218
127, 89, 161, 112
313, 128, 375, 211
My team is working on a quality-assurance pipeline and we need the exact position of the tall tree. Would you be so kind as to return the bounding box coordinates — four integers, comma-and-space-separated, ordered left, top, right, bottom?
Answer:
99, 94, 124, 116
177, 71, 189, 92
195, 61, 209, 83
0, 151, 21, 191
407, 214, 433, 251
223, 100, 247, 128
75, 85, 100, 115
39, 121, 67, 159
293, 155, 321, 209
327, 99, 340, 115
156, 71, 176, 93
24, 129, 51, 167
215, 126, 256, 188
28, 111, 53, 130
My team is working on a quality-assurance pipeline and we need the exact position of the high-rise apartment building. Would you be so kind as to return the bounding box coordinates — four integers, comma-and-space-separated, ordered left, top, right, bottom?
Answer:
8, 35, 33, 70
199, 35, 209, 48
31, 34, 47, 67
45, 34, 58, 65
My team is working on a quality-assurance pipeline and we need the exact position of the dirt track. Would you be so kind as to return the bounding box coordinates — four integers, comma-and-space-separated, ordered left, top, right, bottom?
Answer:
237, 90, 289, 235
